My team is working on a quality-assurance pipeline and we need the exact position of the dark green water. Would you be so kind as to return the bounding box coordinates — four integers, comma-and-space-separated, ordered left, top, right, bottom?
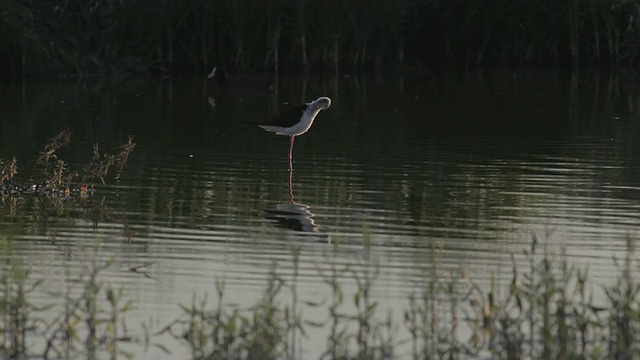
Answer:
1, 70, 639, 358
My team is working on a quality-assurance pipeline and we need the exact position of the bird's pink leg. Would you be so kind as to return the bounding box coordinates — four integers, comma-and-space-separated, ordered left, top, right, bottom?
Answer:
288, 135, 295, 172
288, 166, 294, 203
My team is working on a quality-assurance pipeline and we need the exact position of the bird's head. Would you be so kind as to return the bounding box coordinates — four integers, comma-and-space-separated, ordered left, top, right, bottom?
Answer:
313, 97, 332, 110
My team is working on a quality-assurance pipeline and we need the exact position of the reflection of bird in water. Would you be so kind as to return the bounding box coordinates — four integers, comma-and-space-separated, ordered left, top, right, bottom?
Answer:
252, 97, 331, 172
264, 167, 318, 232
263, 202, 318, 232
261, 165, 331, 242
206, 97, 216, 109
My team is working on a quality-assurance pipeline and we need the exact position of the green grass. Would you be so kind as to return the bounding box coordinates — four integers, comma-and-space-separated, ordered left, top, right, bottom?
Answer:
0, 238, 138, 360
1, 233, 640, 359
161, 234, 640, 360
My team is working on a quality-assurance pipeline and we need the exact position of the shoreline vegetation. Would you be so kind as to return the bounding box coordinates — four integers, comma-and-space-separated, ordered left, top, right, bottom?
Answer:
1, 0, 639, 81
1, 233, 640, 359
1, 129, 135, 198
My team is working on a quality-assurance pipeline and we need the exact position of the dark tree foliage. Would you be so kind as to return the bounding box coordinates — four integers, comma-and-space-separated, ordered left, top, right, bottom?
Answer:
0, 0, 638, 80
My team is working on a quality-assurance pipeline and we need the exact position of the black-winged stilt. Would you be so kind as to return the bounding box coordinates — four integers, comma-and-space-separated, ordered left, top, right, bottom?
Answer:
255, 97, 331, 171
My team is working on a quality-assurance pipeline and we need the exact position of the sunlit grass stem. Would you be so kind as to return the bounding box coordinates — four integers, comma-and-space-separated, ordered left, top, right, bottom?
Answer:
3, 230, 640, 359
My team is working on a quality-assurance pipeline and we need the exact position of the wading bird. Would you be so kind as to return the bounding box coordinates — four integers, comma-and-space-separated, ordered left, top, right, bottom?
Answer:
254, 97, 331, 171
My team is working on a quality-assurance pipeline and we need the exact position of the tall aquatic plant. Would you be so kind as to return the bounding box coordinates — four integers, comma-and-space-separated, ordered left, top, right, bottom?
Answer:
164, 270, 294, 359
0, 239, 137, 359
3, 0, 640, 79
42, 255, 135, 360
2, 228, 640, 358
0, 237, 48, 358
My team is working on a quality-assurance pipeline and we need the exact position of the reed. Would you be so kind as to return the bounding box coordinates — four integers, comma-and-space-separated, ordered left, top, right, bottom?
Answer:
1, 231, 640, 358
0, 239, 138, 360
4, 0, 637, 81
0, 128, 135, 197
167, 233, 640, 359
162, 272, 293, 359
0, 237, 48, 357
42, 255, 136, 360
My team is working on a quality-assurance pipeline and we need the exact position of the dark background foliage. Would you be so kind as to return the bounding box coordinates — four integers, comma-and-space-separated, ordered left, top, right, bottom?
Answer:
1, 0, 639, 80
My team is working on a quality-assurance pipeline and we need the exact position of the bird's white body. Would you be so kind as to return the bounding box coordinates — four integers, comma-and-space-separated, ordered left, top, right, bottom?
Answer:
256, 96, 331, 171
260, 97, 331, 136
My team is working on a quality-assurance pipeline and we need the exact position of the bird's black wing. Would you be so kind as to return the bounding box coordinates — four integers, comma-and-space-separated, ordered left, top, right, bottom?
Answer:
255, 104, 307, 128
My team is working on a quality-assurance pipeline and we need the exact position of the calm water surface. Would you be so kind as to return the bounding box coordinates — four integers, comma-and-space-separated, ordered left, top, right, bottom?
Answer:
1, 70, 639, 358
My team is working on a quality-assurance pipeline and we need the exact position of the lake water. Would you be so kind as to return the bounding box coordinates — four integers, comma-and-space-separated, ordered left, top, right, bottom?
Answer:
1, 70, 639, 358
